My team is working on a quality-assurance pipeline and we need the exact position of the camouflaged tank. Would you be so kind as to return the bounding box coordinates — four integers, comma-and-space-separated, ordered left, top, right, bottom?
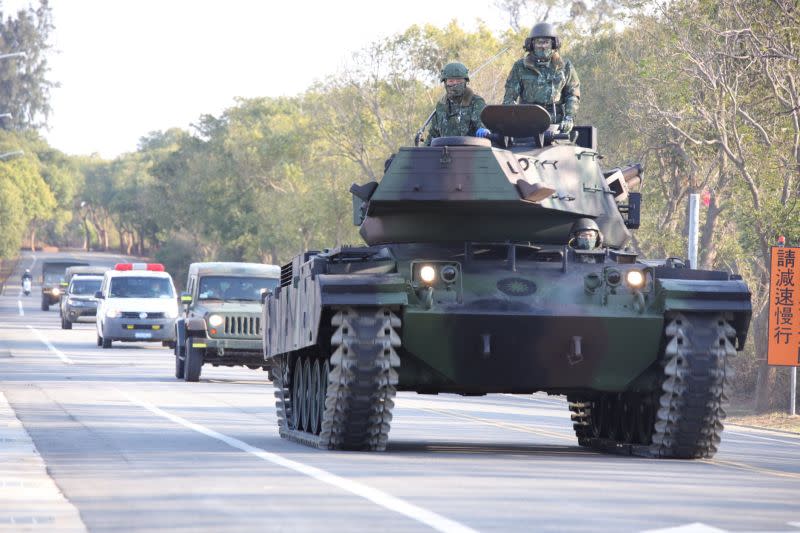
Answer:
263, 105, 752, 457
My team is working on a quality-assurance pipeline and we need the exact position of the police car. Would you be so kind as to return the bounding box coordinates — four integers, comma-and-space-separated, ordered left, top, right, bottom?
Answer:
95, 263, 179, 349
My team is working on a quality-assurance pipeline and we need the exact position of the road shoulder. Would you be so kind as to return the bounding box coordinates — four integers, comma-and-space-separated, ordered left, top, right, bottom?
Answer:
0, 391, 86, 531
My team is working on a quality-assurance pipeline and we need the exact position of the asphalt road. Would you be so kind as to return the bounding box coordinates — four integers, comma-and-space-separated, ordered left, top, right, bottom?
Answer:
1, 251, 799, 532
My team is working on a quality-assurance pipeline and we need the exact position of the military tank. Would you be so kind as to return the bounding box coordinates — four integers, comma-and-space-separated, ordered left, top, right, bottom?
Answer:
263, 105, 751, 458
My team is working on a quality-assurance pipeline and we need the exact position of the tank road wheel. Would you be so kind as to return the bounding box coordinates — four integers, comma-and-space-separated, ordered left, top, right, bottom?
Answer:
290, 357, 305, 431
619, 394, 637, 444
589, 395, 608, 439
270, 306, 401, 450
309, 359, 321, 435
634, 395, 656, 445
649, 313, 737, 459
319, 359, 330, 433
300, 358, 312, 432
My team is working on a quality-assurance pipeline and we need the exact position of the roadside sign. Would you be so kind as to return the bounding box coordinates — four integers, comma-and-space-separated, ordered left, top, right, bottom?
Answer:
768, 246, 800, 366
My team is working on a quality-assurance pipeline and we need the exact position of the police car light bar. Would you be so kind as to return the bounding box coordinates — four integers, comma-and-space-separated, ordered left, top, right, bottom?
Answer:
114, 263, 165, 271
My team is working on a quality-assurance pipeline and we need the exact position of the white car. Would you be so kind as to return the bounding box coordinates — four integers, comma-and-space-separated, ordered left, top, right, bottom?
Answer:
95, 263, 179, 349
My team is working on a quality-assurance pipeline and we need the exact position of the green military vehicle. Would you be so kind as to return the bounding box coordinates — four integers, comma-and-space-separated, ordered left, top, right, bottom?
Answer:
175, 262, 280, 382
40, 260, 88, 311
263, 105, 751, 457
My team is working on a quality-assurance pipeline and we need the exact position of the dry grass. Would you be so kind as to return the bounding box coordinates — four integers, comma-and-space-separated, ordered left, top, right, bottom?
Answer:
726, 411, 800, 433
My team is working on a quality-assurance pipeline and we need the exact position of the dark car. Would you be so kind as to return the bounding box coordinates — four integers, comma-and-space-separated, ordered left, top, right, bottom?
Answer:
174, 262, 280, 382
40, 260, 88, 310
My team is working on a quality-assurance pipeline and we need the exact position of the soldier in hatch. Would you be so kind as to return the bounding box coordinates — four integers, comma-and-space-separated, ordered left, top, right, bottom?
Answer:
569, 218, 603, 251
503, 22, 580, 134
425, 62, 490, 145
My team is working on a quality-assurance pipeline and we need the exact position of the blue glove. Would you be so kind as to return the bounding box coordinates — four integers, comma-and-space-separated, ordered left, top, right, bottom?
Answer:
476, 127, 491, 138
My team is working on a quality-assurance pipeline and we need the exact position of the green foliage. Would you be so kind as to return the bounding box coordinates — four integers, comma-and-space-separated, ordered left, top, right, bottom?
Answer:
0, 0, 56, 130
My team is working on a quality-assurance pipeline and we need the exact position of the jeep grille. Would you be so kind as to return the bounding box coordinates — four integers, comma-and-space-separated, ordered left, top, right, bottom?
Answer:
223, 315, 261, 337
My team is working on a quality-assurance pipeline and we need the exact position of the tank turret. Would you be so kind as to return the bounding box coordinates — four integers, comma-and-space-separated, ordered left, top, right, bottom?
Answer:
352, 105, 641, 248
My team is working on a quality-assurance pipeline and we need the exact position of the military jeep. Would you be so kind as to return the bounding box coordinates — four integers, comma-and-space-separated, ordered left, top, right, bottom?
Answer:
174, 262, 280, 382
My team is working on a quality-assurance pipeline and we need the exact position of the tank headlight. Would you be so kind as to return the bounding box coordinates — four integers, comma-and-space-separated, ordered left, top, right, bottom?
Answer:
208, 314, 224, 327
419, 265, 436, 284
441, 265, 458, 283
625, 270, 645, 289
105, 309, 121, 318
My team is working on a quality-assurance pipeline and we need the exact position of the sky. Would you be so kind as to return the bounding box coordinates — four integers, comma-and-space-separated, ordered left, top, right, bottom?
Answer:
3, 0, 511, 158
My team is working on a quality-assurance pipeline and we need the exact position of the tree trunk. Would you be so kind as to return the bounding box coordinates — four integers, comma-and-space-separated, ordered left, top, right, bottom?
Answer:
29, 228, 36, 252
753, 307, 775, 413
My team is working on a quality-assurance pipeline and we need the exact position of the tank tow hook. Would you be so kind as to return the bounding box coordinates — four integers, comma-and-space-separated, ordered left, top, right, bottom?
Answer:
481, 333, 492, 358
567, 336, 583, 366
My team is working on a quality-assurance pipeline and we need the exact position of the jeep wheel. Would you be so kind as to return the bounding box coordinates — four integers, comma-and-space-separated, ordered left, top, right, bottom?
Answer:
41, 299, 49, 311
102, 336, 112, 349
184, 337, 203, 382
61, 317, 72, 330
175, 351, 186, 379
97, 334, 102, 347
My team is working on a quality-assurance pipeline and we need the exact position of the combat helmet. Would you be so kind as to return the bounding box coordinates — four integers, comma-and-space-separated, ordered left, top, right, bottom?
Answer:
440, 62, 469, 82
524, 22, 561, 52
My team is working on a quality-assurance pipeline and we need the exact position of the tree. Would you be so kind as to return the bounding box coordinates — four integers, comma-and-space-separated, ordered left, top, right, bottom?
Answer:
0, 0, 56, 130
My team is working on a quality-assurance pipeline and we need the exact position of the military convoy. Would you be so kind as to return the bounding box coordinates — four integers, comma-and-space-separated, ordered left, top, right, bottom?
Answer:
261, 105, 752, 458
174, 262, 280, 381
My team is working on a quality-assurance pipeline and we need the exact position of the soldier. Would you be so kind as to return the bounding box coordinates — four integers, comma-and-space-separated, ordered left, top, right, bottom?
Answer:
502, 22, 580, 134
569, 218, 603, 250
425, 62, 490, 145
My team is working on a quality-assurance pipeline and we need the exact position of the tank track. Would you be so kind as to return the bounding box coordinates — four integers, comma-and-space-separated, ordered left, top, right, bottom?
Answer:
271, 306, 401, 451
569, 312, 737, 459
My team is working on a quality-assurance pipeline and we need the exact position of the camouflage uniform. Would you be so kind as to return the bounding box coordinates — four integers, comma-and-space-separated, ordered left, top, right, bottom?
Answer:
502, 53, 580, 123
425, 87, 487, 145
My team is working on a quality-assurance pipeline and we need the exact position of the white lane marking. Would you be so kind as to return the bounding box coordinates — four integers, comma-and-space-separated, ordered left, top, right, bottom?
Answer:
642, 523, 726, 533
27, 326, 74, 365
500, 393, 566, 406
17, 299, 24, 316
120, 390, 477, 533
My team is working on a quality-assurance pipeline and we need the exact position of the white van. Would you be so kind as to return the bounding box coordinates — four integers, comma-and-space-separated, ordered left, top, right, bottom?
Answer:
95, 263, 179, 349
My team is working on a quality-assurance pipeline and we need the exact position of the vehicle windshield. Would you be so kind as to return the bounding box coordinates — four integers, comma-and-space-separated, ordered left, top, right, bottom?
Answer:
198, 275, 278, 301
109, 277, 175, 299
43, 271, 67, 285
70, 278, 102, 296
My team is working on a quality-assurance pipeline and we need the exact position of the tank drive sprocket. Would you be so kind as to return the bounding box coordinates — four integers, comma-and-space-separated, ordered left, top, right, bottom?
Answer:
568, 312, 736, 458
271, 306, 401, 450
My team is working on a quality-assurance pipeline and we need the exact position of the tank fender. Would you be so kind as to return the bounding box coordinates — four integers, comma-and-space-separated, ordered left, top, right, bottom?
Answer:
264, 273, 407, 359
655, 278, 752, 349
318, 273, 408, 306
